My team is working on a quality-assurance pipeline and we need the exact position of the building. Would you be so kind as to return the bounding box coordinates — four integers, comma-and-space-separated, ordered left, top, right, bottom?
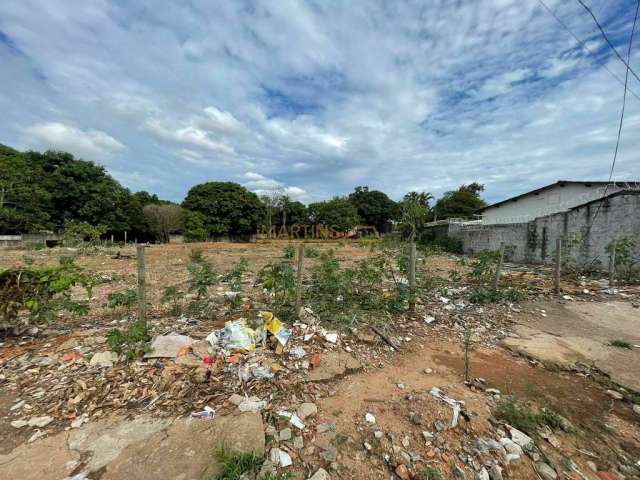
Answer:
480, 181, 626, 225
429, 181, 640, 270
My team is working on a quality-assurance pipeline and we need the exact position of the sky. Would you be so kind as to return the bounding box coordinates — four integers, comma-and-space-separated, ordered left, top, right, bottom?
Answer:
1, 0, 639, 205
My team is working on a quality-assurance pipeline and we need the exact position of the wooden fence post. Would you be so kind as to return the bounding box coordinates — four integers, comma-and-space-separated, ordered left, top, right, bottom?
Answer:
609, 239, 617, 288
409, 242, 417, 311
124, 231, 127, 244
296, 243, 305, 318
554, 238, 562, 294
493, 243, 505, 291
137, 245, 146, 322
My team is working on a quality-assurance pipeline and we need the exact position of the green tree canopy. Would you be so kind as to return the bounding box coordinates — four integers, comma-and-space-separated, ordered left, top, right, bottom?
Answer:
0, 144, 171, 239
399, 191, 432, 241
348, 186, 399, 232
308, 197, 361, 232
182, 182, 264, 237
433, 183, 487, 220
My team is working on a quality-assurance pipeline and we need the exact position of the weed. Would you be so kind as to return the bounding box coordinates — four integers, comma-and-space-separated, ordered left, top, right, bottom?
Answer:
213, 448, 263, 480
0, 257, 93, 328
469, 286, 526, 304
468, 250, 501, 283
419, 466, 444, 480
496, 398, 540, 434
187, 255, 218, 299
259, 262, 296, 320
448, 270, 462, 282
161, 286, 184, 315
283, 245, 295, 259
189, 248, 205, 263
220, 258, 249, 291
261, 474, 293, 480
106, 321, 150, 360
610, 339, 633, 350
304, 246, 320, 258
497, 398, 568, 435
107, 289, 137, 310
606, 237, 640, 284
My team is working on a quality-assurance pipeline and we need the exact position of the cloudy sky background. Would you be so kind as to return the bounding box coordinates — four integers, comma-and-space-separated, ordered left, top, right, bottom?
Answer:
1, 0, 639, 205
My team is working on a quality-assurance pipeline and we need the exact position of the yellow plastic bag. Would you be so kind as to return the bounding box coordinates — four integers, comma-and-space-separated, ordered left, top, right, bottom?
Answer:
260, 311, 292, 346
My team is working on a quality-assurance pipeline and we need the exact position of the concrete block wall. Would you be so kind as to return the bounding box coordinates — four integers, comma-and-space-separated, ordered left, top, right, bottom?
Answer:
449, 191, 640, 269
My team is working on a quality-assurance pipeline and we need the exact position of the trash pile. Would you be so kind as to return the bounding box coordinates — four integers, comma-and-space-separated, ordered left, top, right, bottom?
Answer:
0, 306, 366, 447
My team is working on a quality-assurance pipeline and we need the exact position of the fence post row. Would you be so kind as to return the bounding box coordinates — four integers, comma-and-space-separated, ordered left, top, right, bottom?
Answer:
295, 243, 305, 318
137, 244, 146, 322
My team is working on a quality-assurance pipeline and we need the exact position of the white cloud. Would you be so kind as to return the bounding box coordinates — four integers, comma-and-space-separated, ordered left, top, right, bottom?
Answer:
243, 172, 308, 201
2, 0, 639, 204
144, 118, 235, 155
26, 122, 125, 161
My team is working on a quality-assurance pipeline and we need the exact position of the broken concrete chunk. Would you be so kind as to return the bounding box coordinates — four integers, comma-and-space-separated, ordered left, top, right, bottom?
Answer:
535, 462, 558, 480
228, 393, 245, 406
10, 420, 28, 428
89, 351, 117, 367
297, 402, 318, 420
506, 425, 532, 448
28, 416, 54, 428
308, 468, 330, 480
606, 390, 624, 400
145, 334, 194, 358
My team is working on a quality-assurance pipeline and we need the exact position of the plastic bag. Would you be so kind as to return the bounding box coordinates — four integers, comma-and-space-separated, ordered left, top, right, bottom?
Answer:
260, 311, 292, 346
220, 319, 257, 352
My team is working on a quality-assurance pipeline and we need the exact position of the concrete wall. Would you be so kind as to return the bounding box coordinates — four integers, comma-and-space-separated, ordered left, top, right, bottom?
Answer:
450, 191, 640, 269
482, 183, 622, 225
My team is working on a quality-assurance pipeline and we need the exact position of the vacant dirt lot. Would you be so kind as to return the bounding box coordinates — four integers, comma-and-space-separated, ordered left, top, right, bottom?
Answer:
1, 241, 639, 480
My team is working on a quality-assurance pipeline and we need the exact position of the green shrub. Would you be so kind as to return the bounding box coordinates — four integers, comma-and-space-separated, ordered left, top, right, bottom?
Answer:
497, 398, 567, 435
304, 246, 320, 258
258, 262, 296, 320
283, 245, 295, 259
107, 289, 138, 310
420, 466, 444, 480
497, 398, 540, 434
161, 286, 184, 315
187, 254, 218, 299
106, 321, 150, 360
469, 286, 526, 304
0, 258, 92, 328
213, 448, 263, 480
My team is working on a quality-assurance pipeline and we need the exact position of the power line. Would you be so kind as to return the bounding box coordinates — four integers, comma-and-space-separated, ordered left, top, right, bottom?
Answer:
586, 0, 640, 243
537, 0, 640, 102
575, 0, 640, 85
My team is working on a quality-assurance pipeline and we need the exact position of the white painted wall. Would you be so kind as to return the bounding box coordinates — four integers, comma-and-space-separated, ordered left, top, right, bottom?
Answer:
482, 183, 620, 224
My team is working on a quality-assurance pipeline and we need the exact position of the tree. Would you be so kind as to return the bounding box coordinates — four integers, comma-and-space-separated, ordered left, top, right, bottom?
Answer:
285, 200, 309, 225
143, 204, 183, 243
260, 193, 278, 238
0, 145, 51, 233
182, 182, 264, 238
399, 192, 431, 242
183, 210, 208, 242
432, 182, 487, 220
348, 186, 399, 232
35, 150, 133, 232
308, 197, 361, 232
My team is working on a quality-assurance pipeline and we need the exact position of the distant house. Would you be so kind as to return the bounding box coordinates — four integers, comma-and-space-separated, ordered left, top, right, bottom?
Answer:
480, 181, 627, 225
